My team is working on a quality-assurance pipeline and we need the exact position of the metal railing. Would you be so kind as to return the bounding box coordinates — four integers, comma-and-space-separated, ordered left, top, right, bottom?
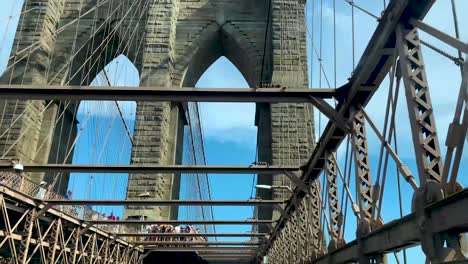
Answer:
0, 172, 207, 244
0, 171, 129, 235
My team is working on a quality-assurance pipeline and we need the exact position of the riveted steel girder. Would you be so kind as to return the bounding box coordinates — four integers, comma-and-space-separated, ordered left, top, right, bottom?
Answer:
396, 24, 444, 184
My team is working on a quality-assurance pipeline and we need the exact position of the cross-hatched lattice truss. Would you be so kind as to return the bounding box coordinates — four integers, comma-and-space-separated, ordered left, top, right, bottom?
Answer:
0, 0, 467, 263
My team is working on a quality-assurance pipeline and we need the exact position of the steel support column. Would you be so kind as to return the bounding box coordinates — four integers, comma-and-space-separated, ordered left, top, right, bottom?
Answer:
325, 153, 345, 251
351, 112, 386, 263
396, 25, 444, 184
397, 23, 465, 262
351, 112, 374, 221
19, 209, 35, 264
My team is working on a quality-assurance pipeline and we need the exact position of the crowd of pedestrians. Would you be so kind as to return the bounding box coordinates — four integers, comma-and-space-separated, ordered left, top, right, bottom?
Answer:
143, 225, 207, 242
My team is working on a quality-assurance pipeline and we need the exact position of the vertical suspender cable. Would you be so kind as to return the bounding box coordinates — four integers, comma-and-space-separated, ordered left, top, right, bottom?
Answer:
333, 0, 336, 90
260, 0, 272, 84
450, 0, 463, 73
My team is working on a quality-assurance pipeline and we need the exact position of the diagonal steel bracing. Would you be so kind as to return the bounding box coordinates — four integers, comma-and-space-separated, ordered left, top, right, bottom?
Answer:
0, 187, 142, 264
351, 112, 374, 221
264, 0, 438, 261
396, 24, 444, 184
325, 153, 343, 247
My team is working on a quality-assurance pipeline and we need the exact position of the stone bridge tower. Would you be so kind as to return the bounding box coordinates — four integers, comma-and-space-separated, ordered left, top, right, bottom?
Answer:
0, 0, 314, 221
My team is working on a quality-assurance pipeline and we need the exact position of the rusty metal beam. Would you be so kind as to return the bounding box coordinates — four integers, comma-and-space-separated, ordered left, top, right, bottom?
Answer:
0, 187, 138, 250
313, 189, 468, 264
0, 190, 144, 262
0, 85, 336, 102
409, 18, 468, 53
351, 112, 374, 220
0, 163, 300, 174
325, 153, 343, 244
396, 23, 444, 184
43, 199, 284, 206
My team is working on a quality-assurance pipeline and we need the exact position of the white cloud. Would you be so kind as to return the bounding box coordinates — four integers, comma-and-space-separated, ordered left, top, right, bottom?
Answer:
196, 57, 257, 145
198, 102, 257, 145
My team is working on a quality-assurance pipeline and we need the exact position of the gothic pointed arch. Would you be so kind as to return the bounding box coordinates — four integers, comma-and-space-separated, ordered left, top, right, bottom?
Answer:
47, 2, 145, 86
173, 22, 267, 87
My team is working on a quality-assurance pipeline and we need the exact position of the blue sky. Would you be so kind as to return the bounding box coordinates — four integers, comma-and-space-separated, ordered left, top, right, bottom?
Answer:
0, 0, 467, 262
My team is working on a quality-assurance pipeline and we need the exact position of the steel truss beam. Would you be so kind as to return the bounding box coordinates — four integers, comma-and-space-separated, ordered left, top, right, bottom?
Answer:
265, 0, 437, 260
313, 189, 468, 264
0, 163, 300, 175
409, 18, 468, 53
351, 112, 374, 220
43, 199, 284, 206
325, 153, 343, 245
0, 85, 342, 125
0, 187, 142, 263
0, 85, 336, 102
396, 23, 444, 183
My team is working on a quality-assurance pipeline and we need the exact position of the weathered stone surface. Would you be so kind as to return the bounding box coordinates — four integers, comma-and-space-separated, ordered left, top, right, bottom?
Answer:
1, 0, 314, 222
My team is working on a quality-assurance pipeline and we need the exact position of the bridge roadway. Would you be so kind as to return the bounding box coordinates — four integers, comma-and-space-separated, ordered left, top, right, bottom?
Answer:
0, 180, 467, 263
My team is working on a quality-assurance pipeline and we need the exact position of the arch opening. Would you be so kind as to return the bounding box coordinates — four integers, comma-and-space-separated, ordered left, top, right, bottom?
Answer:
176, 23, 267, 88
179, 56, 258, 238
60, 55, 139, 218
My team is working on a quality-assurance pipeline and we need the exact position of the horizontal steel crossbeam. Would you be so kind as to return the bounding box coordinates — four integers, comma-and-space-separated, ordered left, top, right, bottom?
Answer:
43, 199, 285, 206
135, 241, 263, 246
146, 247, 260, 253
313, 189, 468, 263
88, 220, 275, 225
114, 233, 270, 237
0, 85, 336, 102
0, 163, 300, 174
